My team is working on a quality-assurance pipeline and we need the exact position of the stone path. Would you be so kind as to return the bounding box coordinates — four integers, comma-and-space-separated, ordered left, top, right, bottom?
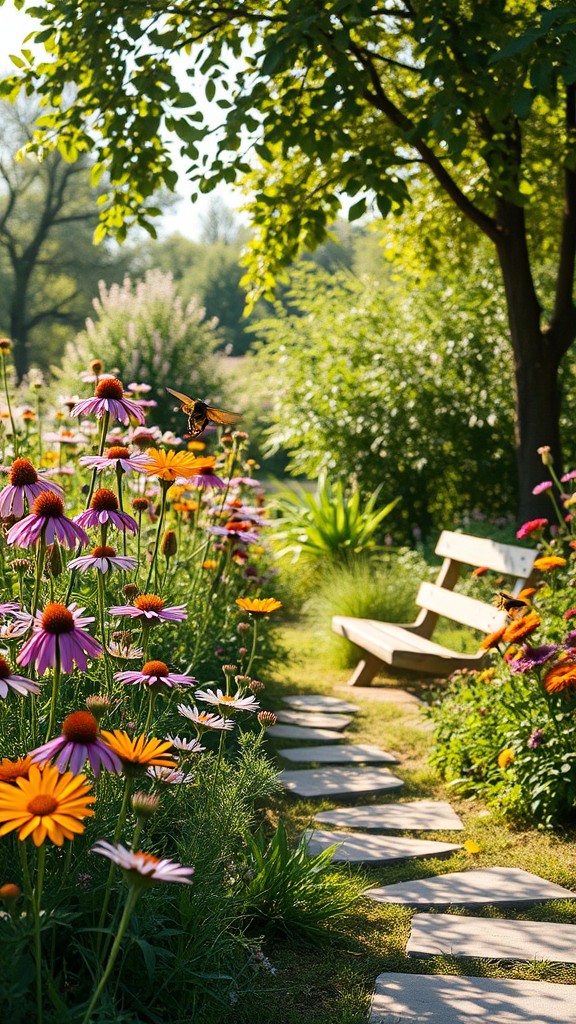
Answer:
274, 682, 576, 1023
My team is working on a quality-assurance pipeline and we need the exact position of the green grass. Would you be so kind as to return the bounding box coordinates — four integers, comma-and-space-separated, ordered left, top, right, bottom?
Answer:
229, 624, 576, 1024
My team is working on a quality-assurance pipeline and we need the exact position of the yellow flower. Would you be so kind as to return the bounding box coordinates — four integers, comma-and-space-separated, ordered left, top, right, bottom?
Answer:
235, 597, 282, 616
0, 764, 95, 846
100, 730, 177, 770
145, 448, 205, 482
497, 748, 514, 769
203, 559, 218, 570
187, 440, 206, 451
533, 555, 567, 571
464, 839, 481, 856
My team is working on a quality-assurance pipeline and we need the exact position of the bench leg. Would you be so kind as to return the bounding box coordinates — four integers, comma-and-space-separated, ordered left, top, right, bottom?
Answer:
348, 654, 384, 687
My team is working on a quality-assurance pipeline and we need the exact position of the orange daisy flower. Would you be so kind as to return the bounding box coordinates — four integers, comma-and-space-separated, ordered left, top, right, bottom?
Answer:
480, 626, 506, 650
235, 597, 282, 616
502, 612, 540, 644
543, 662, 576, 694
472, 566, 489, 577
0, 764, 95, 846
100, 731, 177, 772
497, 748, 514, 769
533, 555, 567, 571
0, 757, 33, 783
517, 587, 536, 601
145, 448, 207, 482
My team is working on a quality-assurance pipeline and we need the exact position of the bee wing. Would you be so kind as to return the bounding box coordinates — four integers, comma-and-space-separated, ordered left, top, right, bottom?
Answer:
166, 387, 195, 407
205, 406, 242, 426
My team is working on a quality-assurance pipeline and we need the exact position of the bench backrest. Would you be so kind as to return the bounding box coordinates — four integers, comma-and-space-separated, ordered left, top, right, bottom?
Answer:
413, 530, 538, 640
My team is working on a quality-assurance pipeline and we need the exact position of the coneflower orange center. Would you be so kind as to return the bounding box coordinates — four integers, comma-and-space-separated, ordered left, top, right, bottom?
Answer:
9, 458, 38, 486
131, 497, 149, 511
95, 377, 124, 400
0, 657, 11, 679
142, 660, 169, 677
92, 545, 116, 559
134, 594, 165, 613
62, 711, 99, 743
90, 488, 119, 511
226, 521, 251, 531
27, 794, 58, 816
41, 603, 75, 634
31, 492, 64, 517
106, 446, 131, 460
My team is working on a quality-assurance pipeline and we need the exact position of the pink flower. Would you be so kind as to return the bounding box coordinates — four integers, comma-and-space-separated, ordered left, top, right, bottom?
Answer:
74, 488, 138, 535
17, 602, 102, 675
532, 481, 553, 495
516, 517, 548, 539
563, 608, 576, 620
206, 523, 259, 544
146, 766, 194, 784
0, 458, 63, 518
79, 445, 151, 475
71, 377, 146, 425
29, 710, 122, 776
68, 545, 137, 574
114, 659, 197, 689
7, 492, 89, 550
90, 840, 194, 885
109, 594, 187, 623
0, 655, 39, 698
561, 469, 576, 483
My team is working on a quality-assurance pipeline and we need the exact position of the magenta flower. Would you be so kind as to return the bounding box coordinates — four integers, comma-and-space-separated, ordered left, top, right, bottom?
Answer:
516, 517, 548, 539
18, 602, 102, 675
0, 604, 33, 640
115, 659, 197, 689
206, 523, 259, 544
561, 469, 576, 483
6, 492, 89, 550
532, 481, 553, 495
109, 594, 187, 623
90, 840, 194, 885
79, 446, 151, 475
71, 377, 146, 425
527, 728, 545, 749
508, 644, 558, 674
68, 545, 137, 574
29, 710, 122, 776
0, 458, 63, 518
0, 655, 39, 698
74, 488, 138, 535
229, 476, 260, 488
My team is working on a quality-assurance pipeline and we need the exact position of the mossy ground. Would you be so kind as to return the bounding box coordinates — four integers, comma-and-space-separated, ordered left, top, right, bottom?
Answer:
230, 624, 576, 1024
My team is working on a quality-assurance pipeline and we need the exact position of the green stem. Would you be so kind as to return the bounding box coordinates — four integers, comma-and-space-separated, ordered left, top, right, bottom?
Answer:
33, 844, 46, 1024
32, 532, 47, 616
145, 481, 169, 592
116, 464, 127, 556
82, 884, 140, 1024
2, 352, 19, 457
97, 777, 133, 943
143, 690, 157, 735
46, 651, 61, 740
97, 571, 112, 689
66, 413, 110, 605
245, 618, 259, 677
210, 729, 227, 802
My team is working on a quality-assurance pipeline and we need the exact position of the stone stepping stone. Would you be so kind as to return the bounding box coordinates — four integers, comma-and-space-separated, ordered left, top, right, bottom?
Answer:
366, 867, 576, 908
370, 972, 576, 1023
335, 685, 422, 706
303, 830, 461, 863
279, 744, 398, 764
315, 800, 464, 831
280, 766, 404, 799
407, 913, 576, 964
275, 709, 352, 731
271, 724, 346, 742
282, 694, 360, 713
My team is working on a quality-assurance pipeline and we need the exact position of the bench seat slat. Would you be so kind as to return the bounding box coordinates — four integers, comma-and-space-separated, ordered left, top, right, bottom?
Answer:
332, 616, 487, 674
435, 530, 537, 578
416, 582, 507, 634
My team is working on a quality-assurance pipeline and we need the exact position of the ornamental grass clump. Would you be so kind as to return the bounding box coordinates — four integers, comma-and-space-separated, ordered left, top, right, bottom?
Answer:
430, 448, 576, 826
0, 348, 306, 1022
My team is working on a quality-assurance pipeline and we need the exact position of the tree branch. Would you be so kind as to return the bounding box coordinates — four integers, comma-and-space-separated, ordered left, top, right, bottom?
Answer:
25, 289, 82, 330
550, 82, 576, 357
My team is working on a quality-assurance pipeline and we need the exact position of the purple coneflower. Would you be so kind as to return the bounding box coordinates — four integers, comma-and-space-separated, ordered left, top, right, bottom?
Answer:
194, 687, 260, 714
229, 476, 260, 488
508, 644, 559, 674
71, 377, 146, 425
128, 425, 162, 449
176, 704, 234, 731
17, 602, 102, 675
146, 766, 194, 784
29, 710, 122, 776
68, 545, 137, 574
206, 522, 259, 544
74, 488, 138, 534
115, 659, 196, 689
182, 457, 226, 490
90, 840, 194, 885
109, 594, 187, 623
527, 727, 545, 749
79, 445, 151, 475
7, 492, 89, 549
43, 428, 88, 446
0, 458, 63, 517
0, 656, 39, 698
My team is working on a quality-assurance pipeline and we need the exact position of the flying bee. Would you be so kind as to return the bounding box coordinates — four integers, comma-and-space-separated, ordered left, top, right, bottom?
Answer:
166, 388, 241, 438
493, 590, 530, 619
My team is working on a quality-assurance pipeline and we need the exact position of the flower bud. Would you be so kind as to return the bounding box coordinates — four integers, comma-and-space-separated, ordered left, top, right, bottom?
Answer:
132, 791, 160, 820
237, 622, 251, 635
250, 679, 265, 693
46, 542, 63, 577
131, 497, 150, 512
122, 583, 139, 601
537, 445, 553, 466
0, 883, 21, 901
161, 528, 177, 559
85, 694, 111, 721
0, 338, 12, 353
257, 711, 277, 729
90, 359, 104, 375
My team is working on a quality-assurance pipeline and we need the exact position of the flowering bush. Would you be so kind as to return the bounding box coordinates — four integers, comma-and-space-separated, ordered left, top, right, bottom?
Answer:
0, 341, 293, 1021
429, 448, 576, 826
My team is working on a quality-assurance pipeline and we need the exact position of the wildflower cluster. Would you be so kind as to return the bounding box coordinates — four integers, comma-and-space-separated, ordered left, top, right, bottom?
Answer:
0, 351, 283, 1021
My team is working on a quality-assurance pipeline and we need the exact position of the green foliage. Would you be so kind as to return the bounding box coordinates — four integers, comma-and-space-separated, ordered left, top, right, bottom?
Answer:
237, 819, 365, 941
305, 550, 432, 668
55, 270, 226, 431
271, 472, 399, 563
254, 263, 516, 538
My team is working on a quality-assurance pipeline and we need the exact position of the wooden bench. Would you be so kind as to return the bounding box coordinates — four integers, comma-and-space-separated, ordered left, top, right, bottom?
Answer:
332, 530, 538, 686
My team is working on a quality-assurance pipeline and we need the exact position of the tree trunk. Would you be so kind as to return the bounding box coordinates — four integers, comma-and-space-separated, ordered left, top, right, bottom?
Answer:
495, 199, 565, 523
9, 275, 30, 381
